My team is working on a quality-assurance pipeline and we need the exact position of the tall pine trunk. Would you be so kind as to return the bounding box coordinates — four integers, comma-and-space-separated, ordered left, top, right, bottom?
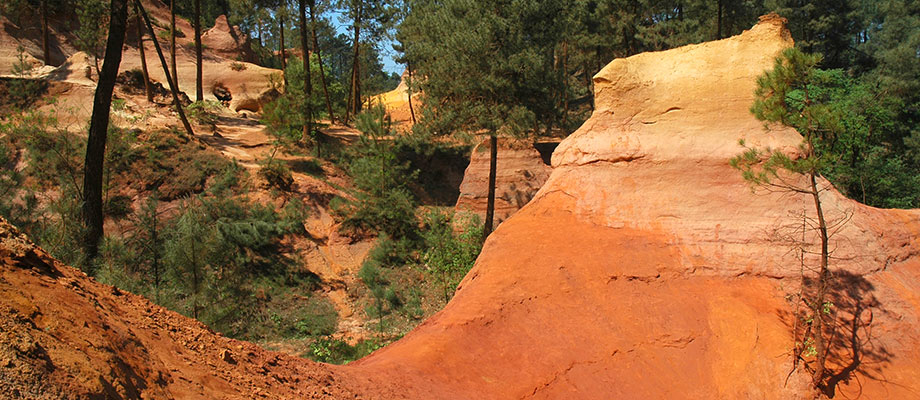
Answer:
482, 134, 498, 244
407, 60, 416, 124
298, 0, 314, 152
136, 2, 152, 102
136, 0, 194, 137
717, 0, 723, 39
310, 0, 334, 124
40, 0, 50, 65
809, 169, 830, 389
279, 14, 287, 88
561, 40, 569, 127
170, 0, 178, 93
345, 5, 361, 124
83, 0, 129, 261
194, 0, 203, 102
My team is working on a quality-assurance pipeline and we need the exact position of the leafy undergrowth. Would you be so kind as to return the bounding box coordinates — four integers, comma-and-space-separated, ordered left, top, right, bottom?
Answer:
0, 106, 340, 346
1, 97, 483, 365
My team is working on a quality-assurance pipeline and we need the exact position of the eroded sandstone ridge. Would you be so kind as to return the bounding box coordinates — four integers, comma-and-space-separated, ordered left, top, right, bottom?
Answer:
455, 138, 555, 227
354, 14, 920, 398
2, 15, 919, 399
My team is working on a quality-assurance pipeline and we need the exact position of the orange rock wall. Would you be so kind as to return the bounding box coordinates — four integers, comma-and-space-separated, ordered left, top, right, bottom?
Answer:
455, 138, 554, 226
352, 14, 920, 399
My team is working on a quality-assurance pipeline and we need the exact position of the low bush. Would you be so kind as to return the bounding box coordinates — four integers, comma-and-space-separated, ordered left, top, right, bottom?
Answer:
258, 159, 295, 192
309, 337, 385, 364
185, 100, 222, 127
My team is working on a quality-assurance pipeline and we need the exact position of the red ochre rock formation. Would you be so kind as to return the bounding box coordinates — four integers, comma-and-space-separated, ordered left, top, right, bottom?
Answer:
357, 14, 920, 398
2, 15, 920, 399
455, 138, 555, 227
202, 15, 257, 63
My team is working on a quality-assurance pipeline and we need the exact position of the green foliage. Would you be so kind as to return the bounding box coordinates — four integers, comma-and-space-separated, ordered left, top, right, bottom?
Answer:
421, 210, 483, 301
737, 47, 920, 208
5, 46, 46, 110
132, 129, 233, 200
401, 0, 562, 137
309, 337, 385, 364
150, 194, 306, 336
261, 55, 344, 154
291, 297, 339, 338
75, 0, 109, 70
332, 106, 419, 238
0, 109, 87, 268
257, 158, 295, 192
185, 101, 222, 126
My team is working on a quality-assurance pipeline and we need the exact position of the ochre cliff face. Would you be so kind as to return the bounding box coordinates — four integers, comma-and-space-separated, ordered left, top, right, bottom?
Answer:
2, 15, 920, 400
353, 14, 920, 399
455, 138, 554, 227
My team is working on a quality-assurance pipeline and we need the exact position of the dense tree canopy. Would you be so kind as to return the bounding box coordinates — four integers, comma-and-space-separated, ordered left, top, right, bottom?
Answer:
395, 0, 920, 208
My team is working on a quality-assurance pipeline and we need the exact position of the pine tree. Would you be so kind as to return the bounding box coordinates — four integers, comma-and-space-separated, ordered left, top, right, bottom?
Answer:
170, 0, 178, 91
400, 0, 563, 241
134, 1, 153, 102
731, 48, 847, 395
83, 0, 129, 260
194, 0, 204, 102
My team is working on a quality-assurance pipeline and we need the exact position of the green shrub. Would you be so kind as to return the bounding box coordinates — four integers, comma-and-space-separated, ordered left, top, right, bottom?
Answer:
332, 106, 420, 239
186, 100, 222, 126
258, 159, 294, 192
4, 46, 47, 110
309, 337, 384, 364
292, 297, 338, 337
421, 210, 483, 301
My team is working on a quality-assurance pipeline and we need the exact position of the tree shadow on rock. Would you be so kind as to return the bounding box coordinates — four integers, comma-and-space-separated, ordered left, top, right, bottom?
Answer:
780, 270, 894, 398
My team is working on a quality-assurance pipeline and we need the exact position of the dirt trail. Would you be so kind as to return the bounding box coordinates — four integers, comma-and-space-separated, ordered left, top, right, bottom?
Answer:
200, 113, 374, 342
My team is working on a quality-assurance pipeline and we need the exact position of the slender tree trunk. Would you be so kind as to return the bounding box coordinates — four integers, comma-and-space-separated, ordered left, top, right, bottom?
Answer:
83, 0, 129, 261
583, 61, 594, 111
170, 0, 178, 93
346, 6, 361, 123
136, 2, 153, 102
298, 0, 315, 153
482, 134, 498, 244
562, 40, 569, 128
717, 0, 723, 39
406, 60, 416, 124
809, 170, 830, 388
40, 0, 50, 65
280, 14, 287, 88
310, 0, 334, 124
194, 0, 203, 102
257, 17, 263, 51
136, 0, 194, 137
353, 33, 361, 114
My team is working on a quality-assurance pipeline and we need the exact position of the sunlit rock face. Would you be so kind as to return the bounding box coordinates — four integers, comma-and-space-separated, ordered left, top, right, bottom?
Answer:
352, 14, 920, 399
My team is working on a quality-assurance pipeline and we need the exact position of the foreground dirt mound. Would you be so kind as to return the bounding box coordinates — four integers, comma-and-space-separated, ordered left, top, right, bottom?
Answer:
0, 217, 409, 399
2, 15, 920, 400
